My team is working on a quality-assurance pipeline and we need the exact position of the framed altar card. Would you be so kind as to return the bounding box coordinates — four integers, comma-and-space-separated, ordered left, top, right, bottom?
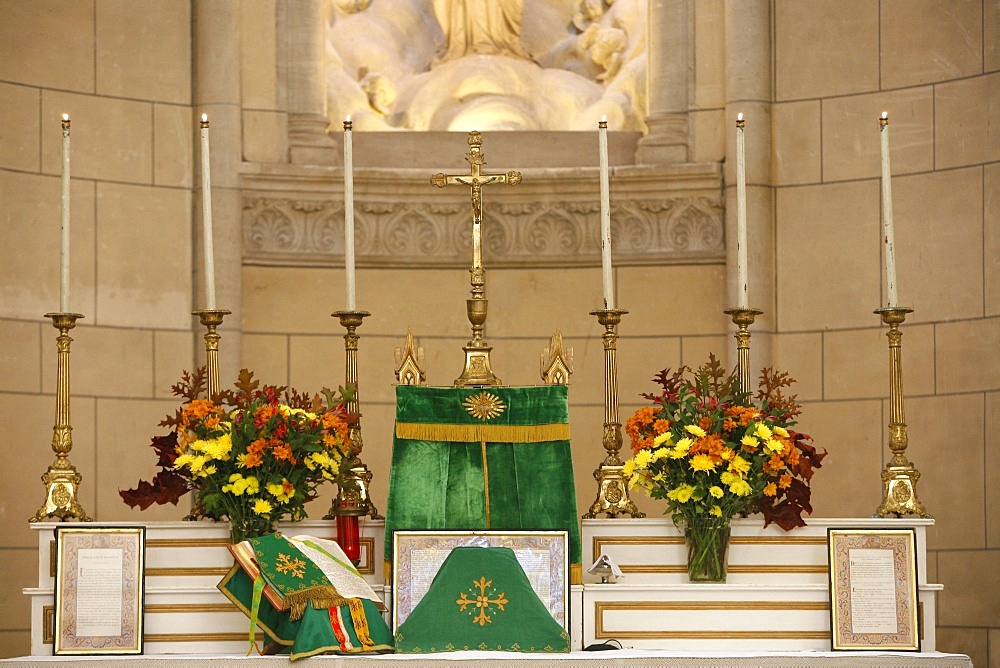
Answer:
392, 530, 569, 633
828, 528, 919, 651
54, 526, 146, 655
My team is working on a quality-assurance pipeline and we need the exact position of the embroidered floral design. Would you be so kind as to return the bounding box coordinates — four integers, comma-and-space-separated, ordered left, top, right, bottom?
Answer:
275, 552, 307, 578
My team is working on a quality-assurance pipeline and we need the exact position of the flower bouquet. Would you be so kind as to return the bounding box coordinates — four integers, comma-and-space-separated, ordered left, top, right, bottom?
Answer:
121, 368, 358, 543
623, 354, 826, 581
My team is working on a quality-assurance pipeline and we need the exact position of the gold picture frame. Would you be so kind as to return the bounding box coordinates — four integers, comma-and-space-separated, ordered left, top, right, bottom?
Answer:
828, 527, 919, 651
54, 526, 146, 655
391, 530, 569, 634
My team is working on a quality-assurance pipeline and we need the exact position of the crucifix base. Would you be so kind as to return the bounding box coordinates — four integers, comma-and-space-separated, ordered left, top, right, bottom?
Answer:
875, 461, 932, 518
454, 345, 502, 387
584, 464, 645, 519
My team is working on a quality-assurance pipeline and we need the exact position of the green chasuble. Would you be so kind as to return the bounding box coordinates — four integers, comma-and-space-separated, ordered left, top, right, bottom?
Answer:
386, 385, 581, 581
217, 533, 394, 661
395, 547, 570, 653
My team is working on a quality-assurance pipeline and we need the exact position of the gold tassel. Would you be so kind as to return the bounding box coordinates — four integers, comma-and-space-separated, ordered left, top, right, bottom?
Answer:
283, 586, 349, 621
395, 422, 569, 443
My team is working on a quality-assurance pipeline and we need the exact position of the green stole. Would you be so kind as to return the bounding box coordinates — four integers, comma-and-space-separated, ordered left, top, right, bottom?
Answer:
385, 385, 581, 581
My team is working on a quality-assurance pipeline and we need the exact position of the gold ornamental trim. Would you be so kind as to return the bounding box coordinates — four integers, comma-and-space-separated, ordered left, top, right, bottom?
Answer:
145, 603, 237, 613
462, 391, 507, 420
145, 566, 232, 577
619, 564, 828, 575
146, 538, 233, 548
595, 601, 828, 640
395, 422, 570, 444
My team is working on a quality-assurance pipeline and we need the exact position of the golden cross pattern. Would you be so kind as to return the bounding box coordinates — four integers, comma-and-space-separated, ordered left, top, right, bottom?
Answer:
275, 552, 307, 579
431, 131, 522, 270
456, 576, 509, 626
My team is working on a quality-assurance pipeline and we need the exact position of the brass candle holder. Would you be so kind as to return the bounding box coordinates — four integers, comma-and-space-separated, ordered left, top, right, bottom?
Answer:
31, 312, 92, 522
325, 310, 382, 521
584, 308, 645, 519
723, 306, 764, 393
873, 307, 931, 518
192, 309, 231, 396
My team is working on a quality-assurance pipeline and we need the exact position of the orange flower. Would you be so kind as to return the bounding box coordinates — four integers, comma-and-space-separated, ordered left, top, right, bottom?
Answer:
763, 482, 777, 497
779, 474, 792, 489
272, 442, 296, 464
247, 438, 268, 456
653, 419, 671, 434
764, 454, 785, 474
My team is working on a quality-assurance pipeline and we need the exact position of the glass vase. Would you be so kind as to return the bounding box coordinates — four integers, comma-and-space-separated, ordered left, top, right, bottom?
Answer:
683, 516, 731, 583
229, 514, 276, 544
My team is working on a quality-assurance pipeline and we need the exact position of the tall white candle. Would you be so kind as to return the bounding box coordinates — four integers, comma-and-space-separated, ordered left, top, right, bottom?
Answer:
879, 112, 898, 307
344, 116, 356, 311
200, 114, 217, 310
60, 114, 71, 313
735, 113, 748, 309
598, 116, 614, 309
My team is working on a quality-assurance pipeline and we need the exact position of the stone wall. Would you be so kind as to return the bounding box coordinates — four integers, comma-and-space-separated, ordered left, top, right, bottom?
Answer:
0, 0, 996, 663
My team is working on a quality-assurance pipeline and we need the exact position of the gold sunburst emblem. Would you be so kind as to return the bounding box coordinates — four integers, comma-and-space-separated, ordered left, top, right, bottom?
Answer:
462, 392, 506, 420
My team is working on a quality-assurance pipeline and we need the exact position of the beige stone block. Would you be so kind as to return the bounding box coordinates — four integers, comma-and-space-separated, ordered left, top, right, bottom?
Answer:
935, 627, 987, 668
796, 399, 883, 519
488, 267, 606, 339
0, 547, 37, 634
776, 182, 881, 331
689, 109, 725, 164
773, 332, 823, 402
242, 333, 289, 387
936, 318, 1000, 394
289, 333, 341, 394
988, 0, 1000, 73
95, 0, 190, 103
94, 397, 186, 521
905, 394, 984, 549
822, 89, 934, 183
359, 267, 479, 337
823, 323, 934, 400
42, 93, 153, 185
241, 0, 279, 109
679, 335, 728, 370
0, 171, 96, 319
693, 0, 724, 110
894, 168, 983, 321
773, 101, 821, 186
987, 164, 1000, 317
935, 72, 1000, 169
0, 393, 97, 544
617, 337, 682, 412
154, 330, 195, 399
992, 629, 1000, 668
617, 264, 728, 336
987, 392, 1000, 550
0, 629, 30, 659
154, 104, 193, 188
42, 325, 152, 398
0, 83, 41, 171
0, 0, 95, 92
938, 550, 1000, 629
775, 0, 878, 101
95, 183, 191, 329
243, 111, 288, 164
0, 321, 43, 393
881, 0, 982, 88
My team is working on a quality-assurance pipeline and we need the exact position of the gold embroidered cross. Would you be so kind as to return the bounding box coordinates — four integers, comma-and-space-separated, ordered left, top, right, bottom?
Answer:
456, 576, 509, 626
275, 552, 307, 578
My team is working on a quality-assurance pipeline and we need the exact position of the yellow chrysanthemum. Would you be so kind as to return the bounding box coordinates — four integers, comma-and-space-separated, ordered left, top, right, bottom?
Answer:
709, 505, 723, 517
720, 471, 737, 486
651, 447, 670, 462
765, 438, 784, 453
634, 449, 654, 469
685, 424, 706, 438
667, 484, 695, 503
741, 435, 759, 448
622, 459, 636, 477
673, 437, 693, 456
201, 433, 233, 461
728, 455, 750, 475
709, 485, 724, 499
252, 498, 273, 515
755, 423, 772, 440
729, 478, 753, 496
689, 453, 717, 472
266, 481, 293, 503
773, 426, 789, 438
652, 432, 673, 447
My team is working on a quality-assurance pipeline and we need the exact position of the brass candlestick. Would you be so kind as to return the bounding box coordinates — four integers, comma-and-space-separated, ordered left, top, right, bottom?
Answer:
584, 308, 645, 519
192, 309, 231, 396
873, 307, 931, 518
723, 307, 764, 394
31, 313, 92, 522
325, 310, 382, 520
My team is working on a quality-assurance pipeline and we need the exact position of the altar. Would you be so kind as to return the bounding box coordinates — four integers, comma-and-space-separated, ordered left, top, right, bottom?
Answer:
22, 516, 965, 665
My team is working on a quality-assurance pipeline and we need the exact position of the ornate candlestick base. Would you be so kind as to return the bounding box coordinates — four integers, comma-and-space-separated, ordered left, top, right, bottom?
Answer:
873, 307, 931, 518
324, 310, 382, 521
584, 309, 645, 519
723, 306, 764, 394
192, 309, 231, 396
31, 313, 92, 523
455, 294, 502, 387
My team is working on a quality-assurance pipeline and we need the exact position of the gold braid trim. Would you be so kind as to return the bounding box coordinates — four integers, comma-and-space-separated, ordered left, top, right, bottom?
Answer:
395, 422, 569, 443
283, 586, 350, 621
348, 598, 375, 648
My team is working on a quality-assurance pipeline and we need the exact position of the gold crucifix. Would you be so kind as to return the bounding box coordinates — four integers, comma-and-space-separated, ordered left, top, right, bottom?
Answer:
430, 131, 522, 387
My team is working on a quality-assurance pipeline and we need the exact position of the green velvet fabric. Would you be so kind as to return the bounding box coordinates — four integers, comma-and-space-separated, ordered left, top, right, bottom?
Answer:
394, 547, 570, 653
385, 386, 580, 567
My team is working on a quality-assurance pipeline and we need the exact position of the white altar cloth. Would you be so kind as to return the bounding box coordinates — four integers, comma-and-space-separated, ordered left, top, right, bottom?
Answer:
0, 650, 973, 667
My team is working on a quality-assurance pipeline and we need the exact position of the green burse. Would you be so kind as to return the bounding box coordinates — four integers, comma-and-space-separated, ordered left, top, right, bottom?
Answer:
386, 385, 581, 579
394, 546, 570, 653
217, 533, 394, 661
